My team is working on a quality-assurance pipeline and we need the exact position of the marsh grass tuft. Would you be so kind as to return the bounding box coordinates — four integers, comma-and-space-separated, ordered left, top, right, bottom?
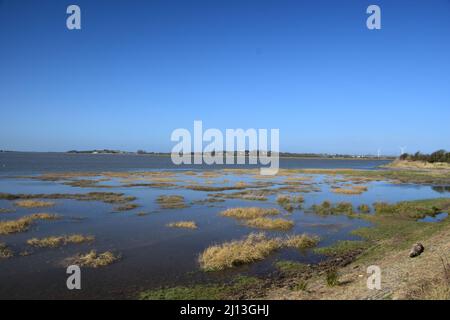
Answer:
27, 234, 94, 248
0, 213, 60, 235
276, 194, 304, 212
167, 221, 197, 229
199, 233, 319, 271
244, 217, 294, 230
357, 204, 371, 214
285, 234, 320, 249
293, 280, 308, 291
209, 190, 269, 201
311, 201, 355, 216
332, 185, 368, 195
0, 243, 13, 258
326, 268, 339, 287
14, 200, 55, 208
156, 195, 186, 209
68, 250, 120, 268
221, 207, 280, 219
113, 203, 139, 212
0, 208, 15, 214
199, 233, 283, 271
373, 199, 448, 219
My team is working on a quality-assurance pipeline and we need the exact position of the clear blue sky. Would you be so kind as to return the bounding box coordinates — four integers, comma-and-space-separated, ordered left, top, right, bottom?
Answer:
1, 0, 449, 155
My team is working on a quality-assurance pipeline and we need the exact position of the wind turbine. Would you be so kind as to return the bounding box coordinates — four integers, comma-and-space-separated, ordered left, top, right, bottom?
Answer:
399, 146, 407, 155
377, 149, 381, 159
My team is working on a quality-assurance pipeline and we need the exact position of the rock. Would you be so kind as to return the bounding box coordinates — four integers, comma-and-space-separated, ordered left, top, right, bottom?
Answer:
409, 243, 424, 258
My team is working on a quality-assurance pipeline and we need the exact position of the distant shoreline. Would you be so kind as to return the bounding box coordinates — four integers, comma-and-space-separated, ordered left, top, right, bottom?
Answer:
0, 150, 395, 161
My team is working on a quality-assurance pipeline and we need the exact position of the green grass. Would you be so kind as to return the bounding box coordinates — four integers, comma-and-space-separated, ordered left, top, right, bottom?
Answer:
372, 198, 450, 219
326, 269, 339, 287
244, 217, 294, 230
275, 260, 308, 273
350, 198, 450, 261
310, 201, 357, 217
139, 276, 260, 300
27, 234, 94, 248
68, 250, 120, 268
276, 194, 304, 212
314, 240, 369, 256
293, 280, 308, 291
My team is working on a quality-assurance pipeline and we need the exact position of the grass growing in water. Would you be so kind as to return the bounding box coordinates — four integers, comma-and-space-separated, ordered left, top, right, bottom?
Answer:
14, 200, 55, 208
244, 217, 294, 230
68, 250, 120, 268
284, 234, 320, 249
167, 221, 198, 229
113, 203, 140, 212
27, 234, 94, 248
276, 194, 304, 212
199, 233, 283, 271
0, 192, 136, 204
372, 199, 449, 219
199, 233, 319, 271
332, 185, 368, 195
311, 201, 356, 216
0, 243, 13, 258
0, 213, 60, 235
156, 195, 186, 209
220, 207, 279, 219
357, 204, 371, 214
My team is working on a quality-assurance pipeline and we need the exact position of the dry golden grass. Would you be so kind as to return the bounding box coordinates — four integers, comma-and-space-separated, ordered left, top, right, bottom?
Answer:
14, 200, 55, 208
0, 213, 59, 235
156, 195, 186, 209
167, 221, 198, 229
276, 195, 291, 204
331, 185, 368, 195
285, 234, 320, 249
27, 234, 94, 248
244, 217, 294, 230
113, 203, 140, 212
0, 192, 136, 204
199, 233, 319, 271
0, 242, 13, 258
201, 171, 222, 178
221, 207, 280, 219
68, 250, 119, 268
199, 233, 283, 271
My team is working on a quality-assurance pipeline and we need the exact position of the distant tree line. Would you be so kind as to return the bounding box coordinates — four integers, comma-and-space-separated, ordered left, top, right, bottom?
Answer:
400, 150, 450, 163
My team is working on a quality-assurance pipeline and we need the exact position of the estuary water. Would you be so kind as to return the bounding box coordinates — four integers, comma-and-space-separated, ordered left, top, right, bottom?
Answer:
0, 153, 448, 299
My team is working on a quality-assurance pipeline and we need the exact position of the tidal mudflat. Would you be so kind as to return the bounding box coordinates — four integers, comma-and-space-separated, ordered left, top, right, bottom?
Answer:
1, 154, 449, 299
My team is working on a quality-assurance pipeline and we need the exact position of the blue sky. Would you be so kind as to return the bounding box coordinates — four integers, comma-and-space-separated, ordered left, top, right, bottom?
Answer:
0, 0, 449, 155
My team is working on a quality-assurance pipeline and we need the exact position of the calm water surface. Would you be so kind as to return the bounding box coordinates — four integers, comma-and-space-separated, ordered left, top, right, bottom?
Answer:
0, 153, 448, 299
